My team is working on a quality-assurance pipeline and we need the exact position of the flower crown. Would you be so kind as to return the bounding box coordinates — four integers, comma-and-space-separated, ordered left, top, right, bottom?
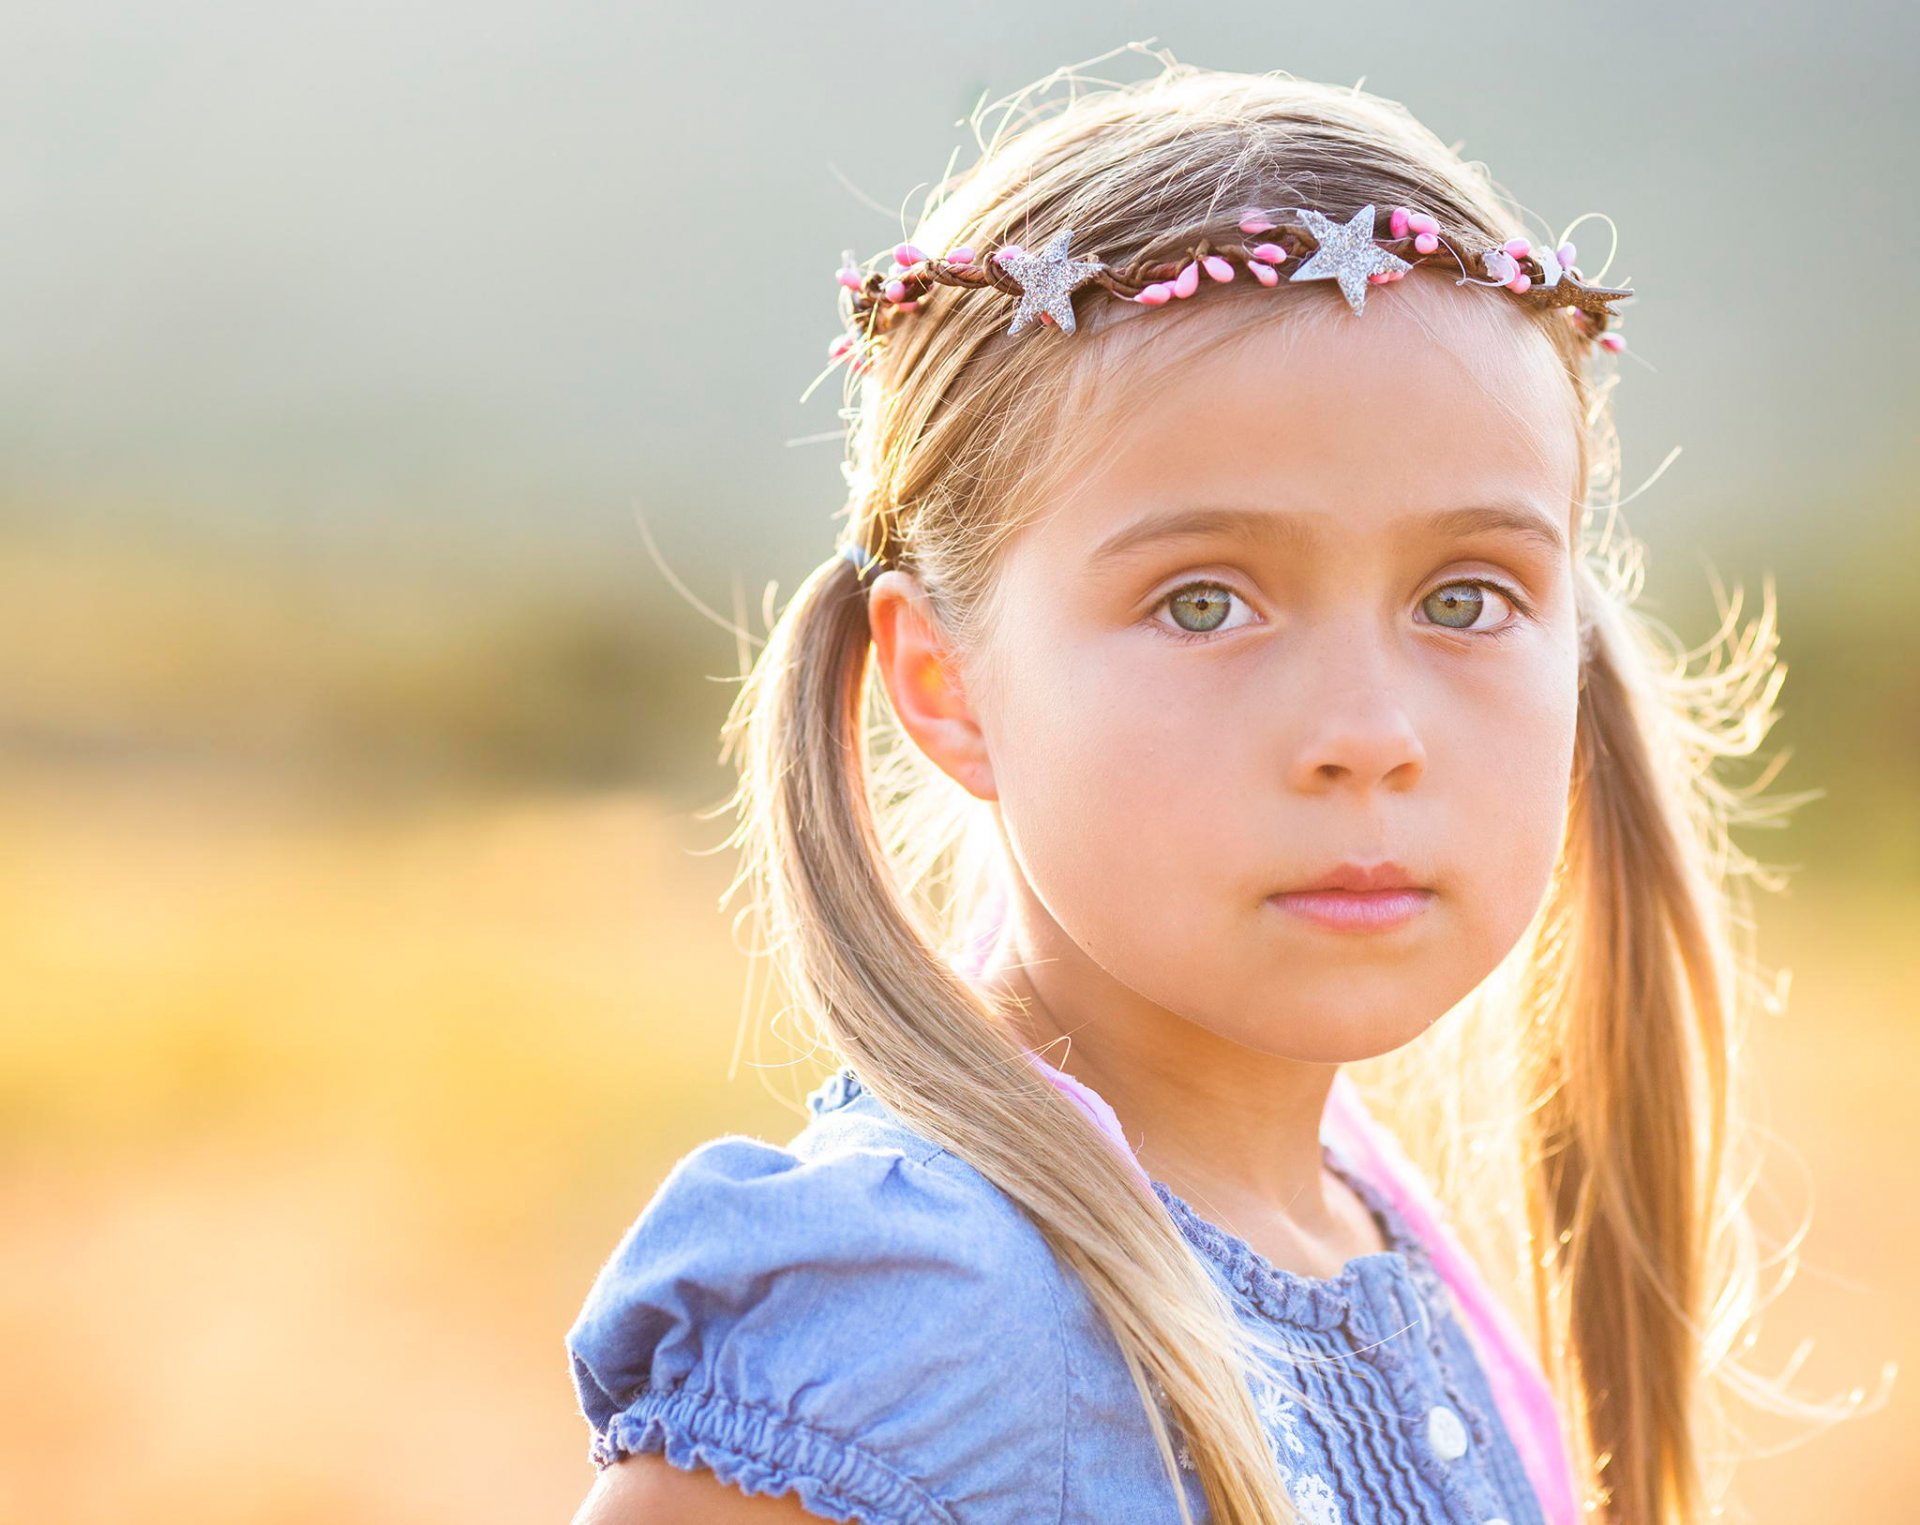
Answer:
827, 202, 1633, 372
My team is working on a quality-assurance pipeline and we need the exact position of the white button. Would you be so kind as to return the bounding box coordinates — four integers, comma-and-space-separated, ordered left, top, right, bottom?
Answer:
1484, 1519, 1512, 1525
1426, 1403, 1468, 1459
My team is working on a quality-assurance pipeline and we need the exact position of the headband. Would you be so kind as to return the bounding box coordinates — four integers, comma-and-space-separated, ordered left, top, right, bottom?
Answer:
828, 202, 1631, 368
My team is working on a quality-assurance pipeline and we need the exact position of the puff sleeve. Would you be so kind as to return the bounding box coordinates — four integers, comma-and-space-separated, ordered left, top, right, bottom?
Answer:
564, 1134, 1070, 1525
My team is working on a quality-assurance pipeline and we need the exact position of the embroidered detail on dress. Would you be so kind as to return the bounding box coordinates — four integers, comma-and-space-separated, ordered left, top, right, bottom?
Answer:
1249, 1369, 1346, 1525
1253, 1369, 1310, 1457
1277, 1467, 1345, 1525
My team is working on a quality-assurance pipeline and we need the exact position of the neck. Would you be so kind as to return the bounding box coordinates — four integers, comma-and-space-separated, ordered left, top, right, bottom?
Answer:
972, 914, 1355, 1251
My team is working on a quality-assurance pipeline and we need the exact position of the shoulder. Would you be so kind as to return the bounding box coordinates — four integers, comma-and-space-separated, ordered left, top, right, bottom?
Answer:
564, 1082, 1072, 1524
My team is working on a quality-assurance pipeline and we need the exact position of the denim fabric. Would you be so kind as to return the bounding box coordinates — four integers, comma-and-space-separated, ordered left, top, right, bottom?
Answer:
566, 1066, 1548, 1525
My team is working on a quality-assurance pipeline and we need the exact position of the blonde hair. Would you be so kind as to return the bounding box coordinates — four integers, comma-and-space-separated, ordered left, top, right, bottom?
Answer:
715, 44, 1884, 1525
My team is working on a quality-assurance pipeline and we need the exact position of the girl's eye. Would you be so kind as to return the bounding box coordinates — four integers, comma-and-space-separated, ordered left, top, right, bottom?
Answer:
1147, 576, 1533, 646
1419, 578, 1529, 635
1152, 581, 1257, 642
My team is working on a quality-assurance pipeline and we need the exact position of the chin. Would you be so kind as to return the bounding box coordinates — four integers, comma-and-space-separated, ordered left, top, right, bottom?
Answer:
1217, 1003, 1435, 1066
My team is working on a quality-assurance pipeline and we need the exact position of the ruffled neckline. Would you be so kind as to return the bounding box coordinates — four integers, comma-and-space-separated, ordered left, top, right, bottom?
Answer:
808, 1065, 1444, 1332
1148, 1144, 1438, 1331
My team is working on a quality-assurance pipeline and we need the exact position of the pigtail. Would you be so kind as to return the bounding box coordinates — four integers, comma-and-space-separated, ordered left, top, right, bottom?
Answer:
1506, 535, 1871, 1523
1530, 599, 1722, 1521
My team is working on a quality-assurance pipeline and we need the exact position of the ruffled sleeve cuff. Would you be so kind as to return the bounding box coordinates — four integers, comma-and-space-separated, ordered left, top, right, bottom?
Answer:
591, 1379, 957, 1525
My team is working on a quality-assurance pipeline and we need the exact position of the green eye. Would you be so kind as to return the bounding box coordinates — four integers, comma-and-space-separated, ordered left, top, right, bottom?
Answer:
1423, 583, 1486, 629
1166, 583, 1237, 634
1422, 580, 1519, 631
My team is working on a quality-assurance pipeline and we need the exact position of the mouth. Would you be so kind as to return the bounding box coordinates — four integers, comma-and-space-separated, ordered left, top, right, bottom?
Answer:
1264, 875, 1435, 933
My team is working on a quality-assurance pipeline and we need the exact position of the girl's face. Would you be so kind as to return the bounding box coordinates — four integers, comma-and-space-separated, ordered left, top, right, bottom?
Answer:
881, 275, 1584, 1064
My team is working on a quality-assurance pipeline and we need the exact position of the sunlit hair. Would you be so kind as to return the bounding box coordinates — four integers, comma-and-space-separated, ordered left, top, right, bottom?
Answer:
715, 43, 1884, 1525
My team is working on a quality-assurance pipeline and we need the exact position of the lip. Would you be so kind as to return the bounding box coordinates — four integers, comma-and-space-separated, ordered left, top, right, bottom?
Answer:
1265, 861, 1433, 932
1285, 860, 1422, 893
1266, 887, 1434, 932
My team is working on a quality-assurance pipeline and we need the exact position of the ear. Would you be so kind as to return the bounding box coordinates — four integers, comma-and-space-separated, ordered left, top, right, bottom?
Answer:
865, 570, 998, 801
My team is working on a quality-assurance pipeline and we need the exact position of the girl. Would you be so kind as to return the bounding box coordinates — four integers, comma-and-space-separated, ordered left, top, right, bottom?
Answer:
565, 49, 1884, 1525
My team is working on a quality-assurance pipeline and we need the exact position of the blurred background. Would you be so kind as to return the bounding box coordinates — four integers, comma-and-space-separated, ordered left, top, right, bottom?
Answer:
2, 4, 1914, 1521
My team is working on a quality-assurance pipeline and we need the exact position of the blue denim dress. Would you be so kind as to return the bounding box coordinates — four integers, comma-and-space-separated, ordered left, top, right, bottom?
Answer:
566, 1066, 1547, 1525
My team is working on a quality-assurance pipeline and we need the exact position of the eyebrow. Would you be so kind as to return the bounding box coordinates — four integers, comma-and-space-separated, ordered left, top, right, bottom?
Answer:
1086, 500, 1568, 568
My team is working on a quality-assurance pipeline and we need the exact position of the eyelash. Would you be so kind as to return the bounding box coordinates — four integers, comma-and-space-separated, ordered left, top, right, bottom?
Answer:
1147, 576, 1536, 646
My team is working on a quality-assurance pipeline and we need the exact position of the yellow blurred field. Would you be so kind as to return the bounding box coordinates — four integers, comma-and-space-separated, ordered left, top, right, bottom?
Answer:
1, 764, 1909, 1523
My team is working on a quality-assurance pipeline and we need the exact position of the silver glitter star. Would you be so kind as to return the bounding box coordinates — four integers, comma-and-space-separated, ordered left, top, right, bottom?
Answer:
1000, 228, 1107, 336
1287, 203, 1412, 316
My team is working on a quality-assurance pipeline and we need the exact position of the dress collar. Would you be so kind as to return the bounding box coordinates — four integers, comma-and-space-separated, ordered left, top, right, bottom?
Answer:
805, 1064, 1447, 1331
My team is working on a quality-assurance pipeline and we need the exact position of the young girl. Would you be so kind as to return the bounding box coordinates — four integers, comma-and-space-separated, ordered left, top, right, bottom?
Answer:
564, 50, 1886, 1525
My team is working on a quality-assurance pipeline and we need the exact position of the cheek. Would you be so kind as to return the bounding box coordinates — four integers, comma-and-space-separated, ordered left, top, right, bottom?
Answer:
1443, 636, 1581, 941
987, 584, 1195, 801
984, 626, 1227, 944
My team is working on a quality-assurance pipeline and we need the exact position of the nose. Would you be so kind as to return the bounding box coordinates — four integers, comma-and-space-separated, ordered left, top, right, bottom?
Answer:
1285, 647, 1428, 795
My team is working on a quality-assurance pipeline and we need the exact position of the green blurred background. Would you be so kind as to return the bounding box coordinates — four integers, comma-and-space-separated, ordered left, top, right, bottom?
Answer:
2, 7, 1913, 1522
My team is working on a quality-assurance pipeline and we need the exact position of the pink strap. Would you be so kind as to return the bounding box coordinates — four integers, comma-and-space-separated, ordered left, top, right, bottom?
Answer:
951, 898, 1576, 1520
1019, 1047, 1155, 1189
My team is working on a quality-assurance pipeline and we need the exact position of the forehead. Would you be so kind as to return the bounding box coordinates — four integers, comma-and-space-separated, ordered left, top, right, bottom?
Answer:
1024, 272, 1582, 546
